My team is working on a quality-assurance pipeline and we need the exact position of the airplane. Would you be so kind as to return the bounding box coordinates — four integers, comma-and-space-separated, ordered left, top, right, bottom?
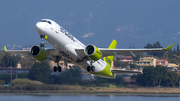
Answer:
3, 19, 175, 79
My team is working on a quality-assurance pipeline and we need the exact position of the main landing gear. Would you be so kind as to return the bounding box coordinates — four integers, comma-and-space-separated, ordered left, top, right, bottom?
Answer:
53, 65, 62, 72
87, 66, 95, 72
87, 60, 95, 72
53, 56, 62, 72
40, 35, 45, 47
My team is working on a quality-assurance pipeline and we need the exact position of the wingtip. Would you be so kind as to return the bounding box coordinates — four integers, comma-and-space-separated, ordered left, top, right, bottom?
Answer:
165, 43, 175, 51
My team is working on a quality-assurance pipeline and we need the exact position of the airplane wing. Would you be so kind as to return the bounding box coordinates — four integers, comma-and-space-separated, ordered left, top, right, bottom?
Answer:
111, 69, 142, 74
2, 46, 59, 56
75, 43, 175, 57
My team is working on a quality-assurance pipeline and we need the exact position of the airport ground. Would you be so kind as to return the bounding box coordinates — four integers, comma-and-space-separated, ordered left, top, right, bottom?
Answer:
0, 85, 180, 94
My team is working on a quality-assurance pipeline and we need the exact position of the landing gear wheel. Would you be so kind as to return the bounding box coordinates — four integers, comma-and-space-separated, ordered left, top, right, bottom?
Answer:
40, 43, 45, 47
53, 66, 57, 72
87, 66, 95, 72
87, 66, 91, 72
91, 66, 95, 72
58, 66, 62, 72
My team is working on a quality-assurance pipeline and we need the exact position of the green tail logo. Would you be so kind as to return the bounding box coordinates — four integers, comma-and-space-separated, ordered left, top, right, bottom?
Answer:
103, 40, 117, 66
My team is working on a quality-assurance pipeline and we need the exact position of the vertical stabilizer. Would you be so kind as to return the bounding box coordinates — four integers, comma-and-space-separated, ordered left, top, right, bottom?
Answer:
104, 40, 117, 66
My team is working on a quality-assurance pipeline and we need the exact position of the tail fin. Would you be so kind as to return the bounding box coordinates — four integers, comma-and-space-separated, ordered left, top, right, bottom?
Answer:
104, 40, 117, 66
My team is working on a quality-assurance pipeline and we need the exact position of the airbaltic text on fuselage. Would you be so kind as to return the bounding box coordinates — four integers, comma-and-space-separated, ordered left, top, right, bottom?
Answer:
60, 27, 76, 42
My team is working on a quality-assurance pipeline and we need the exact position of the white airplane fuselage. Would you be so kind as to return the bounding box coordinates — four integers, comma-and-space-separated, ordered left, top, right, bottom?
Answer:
35, 19, 110, 78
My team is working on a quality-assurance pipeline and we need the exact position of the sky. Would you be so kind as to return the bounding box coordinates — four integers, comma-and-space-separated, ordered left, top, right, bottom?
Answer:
0, 0, 180, 49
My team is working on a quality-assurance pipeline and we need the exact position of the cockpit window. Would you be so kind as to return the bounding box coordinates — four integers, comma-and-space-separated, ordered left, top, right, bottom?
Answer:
47, 21, 51, 24
40, 20, 51, 24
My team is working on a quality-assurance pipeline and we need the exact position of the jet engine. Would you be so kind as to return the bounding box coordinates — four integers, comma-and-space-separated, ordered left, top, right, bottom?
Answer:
84, 45, 102, 61
30, 45, 47, 62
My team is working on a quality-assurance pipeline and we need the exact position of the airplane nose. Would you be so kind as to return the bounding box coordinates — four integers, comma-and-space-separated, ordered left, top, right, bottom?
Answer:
35, 22, 45, 35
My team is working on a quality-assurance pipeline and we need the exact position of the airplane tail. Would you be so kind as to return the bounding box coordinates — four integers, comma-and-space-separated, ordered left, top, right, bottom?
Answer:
104, 40, 117, 66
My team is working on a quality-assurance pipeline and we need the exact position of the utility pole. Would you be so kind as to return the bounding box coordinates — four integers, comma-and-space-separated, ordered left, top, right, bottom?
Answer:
11, 60, 12, 83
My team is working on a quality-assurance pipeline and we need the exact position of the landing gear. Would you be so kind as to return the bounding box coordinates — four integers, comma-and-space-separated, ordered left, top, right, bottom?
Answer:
87, 66, 91, 72
40, 43, 45, 47
58, 66, 62, 72
87, 60, 95, 72
87, 66, 95, 72
40, 35, 46, 47
53, 66, 62, 72
53, 56, 62, 72
53, 66, 57, 72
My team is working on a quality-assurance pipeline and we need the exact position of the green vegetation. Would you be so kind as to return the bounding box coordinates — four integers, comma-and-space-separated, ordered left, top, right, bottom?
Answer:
144, 41, 165, 57
11, 79, 43, 85
113, 60, 129, 68
131, 66, 179, 87
25, 62, 127, 87
0, 53, 35, 68
0, 74, 27, 84
28, 62, 51, 83
0, 53, 21, 68
49, 66, 83, 85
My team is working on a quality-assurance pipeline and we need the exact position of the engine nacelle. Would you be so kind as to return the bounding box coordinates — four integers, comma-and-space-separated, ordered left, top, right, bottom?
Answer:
30, 45, 47, 62
84, 45, 102, 61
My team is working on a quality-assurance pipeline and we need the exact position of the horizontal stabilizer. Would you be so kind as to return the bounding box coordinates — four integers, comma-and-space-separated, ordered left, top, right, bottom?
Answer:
111, 69, 142, 74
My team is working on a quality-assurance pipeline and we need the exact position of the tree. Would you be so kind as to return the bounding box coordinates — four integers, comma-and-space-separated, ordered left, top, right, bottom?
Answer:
177, 44, 179, 52
163, 52, 168, 59
177, 44, 180, 56
167, 48, 173, 58
130, 64, 140, 69
113, 60, 128, 68
144, 41, 165, 57
28, 62, 51, 83
49, 67, 82, 85
0, 53, 20, 68
132, 66, 179, 87
167, 71, 179, 87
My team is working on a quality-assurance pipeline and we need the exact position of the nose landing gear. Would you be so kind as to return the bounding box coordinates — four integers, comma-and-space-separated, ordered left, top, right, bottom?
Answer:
40, 35, 46, 47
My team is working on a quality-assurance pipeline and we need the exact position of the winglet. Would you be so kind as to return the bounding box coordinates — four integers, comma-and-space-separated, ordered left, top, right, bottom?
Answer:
108, 39, 117, 49
165, 43, 175, 51
4, 46, 7, 51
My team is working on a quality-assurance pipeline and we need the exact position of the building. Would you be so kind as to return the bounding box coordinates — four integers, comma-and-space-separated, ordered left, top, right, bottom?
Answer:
156, 59, 168, 66
136, 57, 157, 68
0, 68, 29, 74
165, 63, 179, 71
58, 61, 67, 69
17, 63, 22, 69
47, 60, 68, 71
82, 73, 96, 82
166, 63, 179, 68
116, 56, 133, 64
